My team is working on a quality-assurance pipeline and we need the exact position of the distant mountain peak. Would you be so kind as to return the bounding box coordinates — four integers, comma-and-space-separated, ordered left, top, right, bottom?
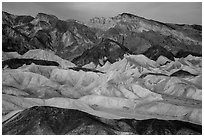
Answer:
112, 12, 145, 21
35, 12, 58, 21
36, 12, 57, 18
120, 12, 137, 17
32, 12, 59, 26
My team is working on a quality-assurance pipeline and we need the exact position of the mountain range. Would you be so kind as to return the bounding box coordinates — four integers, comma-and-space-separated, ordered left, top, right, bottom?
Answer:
2, 11, 202, 66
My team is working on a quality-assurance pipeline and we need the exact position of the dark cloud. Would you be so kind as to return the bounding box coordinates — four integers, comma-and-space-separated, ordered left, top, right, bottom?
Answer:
2, 2, 202, 25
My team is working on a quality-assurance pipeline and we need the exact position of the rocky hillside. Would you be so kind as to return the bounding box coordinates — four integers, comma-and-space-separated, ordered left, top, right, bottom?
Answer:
2, 11, 202, 66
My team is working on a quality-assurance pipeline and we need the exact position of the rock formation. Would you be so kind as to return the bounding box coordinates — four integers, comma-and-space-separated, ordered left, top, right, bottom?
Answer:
2, 11, 202, 135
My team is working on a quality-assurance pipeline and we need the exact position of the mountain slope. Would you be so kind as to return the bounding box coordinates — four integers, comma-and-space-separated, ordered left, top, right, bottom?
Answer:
2, 11, 98, 61
86, 13, 201, 58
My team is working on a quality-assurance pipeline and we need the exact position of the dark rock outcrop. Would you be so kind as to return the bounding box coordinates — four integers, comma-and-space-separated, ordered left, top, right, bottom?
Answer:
68, 67, 104, 73
3, 58, 60, 69
170, 70, 197, 77
2, 106, 201, 135
142, 45, 175, 61
175, 50, 202, 58
72, 38, 132, 67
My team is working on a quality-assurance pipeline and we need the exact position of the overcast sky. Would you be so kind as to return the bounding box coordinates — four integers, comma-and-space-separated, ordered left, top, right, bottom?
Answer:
2, 2, 202, 25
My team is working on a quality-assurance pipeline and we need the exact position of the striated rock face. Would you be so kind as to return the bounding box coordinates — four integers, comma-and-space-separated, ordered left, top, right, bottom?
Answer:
2, 11, 202, 66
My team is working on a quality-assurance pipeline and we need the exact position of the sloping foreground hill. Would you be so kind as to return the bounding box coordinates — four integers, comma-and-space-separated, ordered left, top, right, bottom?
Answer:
3, 106, 201, 135
2, 50, 202, 134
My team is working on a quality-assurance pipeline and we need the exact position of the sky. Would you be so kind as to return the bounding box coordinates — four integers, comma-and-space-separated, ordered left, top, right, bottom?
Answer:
2, 2, 202, 25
